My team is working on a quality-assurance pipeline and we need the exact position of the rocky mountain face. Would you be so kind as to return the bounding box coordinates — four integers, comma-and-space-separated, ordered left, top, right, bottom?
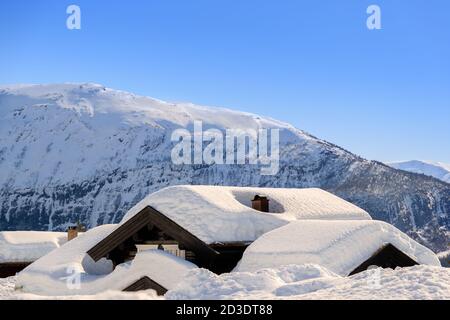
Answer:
0, 84, 448, 252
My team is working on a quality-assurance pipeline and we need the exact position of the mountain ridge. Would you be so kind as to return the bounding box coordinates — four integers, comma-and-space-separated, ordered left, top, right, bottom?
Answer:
0, 83, 448, 252
388, 160, 450, 184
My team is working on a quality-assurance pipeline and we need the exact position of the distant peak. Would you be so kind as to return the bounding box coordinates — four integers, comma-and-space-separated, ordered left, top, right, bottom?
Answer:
387, 160, 450, 183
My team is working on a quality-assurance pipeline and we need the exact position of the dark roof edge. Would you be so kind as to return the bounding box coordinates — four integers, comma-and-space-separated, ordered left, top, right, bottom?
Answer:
87, 206, 219, 262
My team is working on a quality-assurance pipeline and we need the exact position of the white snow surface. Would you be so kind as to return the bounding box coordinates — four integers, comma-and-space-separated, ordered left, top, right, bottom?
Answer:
0, 276, 160, 300
235, 220, 440, 276
388, 160, 450, 183
4, 264, 450, 300
120, 185, 371, 244
0, 83, 311, 189
0, 231, 67, 263
11, 185, 441, 298
166, 264, 450, 300
16, 225, 196, 296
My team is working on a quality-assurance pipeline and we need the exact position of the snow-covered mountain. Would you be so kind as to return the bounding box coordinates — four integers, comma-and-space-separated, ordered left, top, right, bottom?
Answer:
388, 161, 450, 184
0, 83, 448, 252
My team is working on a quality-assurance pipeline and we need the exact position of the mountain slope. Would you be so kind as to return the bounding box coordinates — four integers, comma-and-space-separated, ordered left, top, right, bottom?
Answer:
0, 83, 448, 252
388, 160, 450, 184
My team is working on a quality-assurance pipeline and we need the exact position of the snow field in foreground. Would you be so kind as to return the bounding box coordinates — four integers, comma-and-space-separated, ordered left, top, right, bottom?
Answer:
4, 264, 450, 300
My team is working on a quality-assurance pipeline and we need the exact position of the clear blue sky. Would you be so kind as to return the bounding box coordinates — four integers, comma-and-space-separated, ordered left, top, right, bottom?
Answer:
1, 0, 449, 162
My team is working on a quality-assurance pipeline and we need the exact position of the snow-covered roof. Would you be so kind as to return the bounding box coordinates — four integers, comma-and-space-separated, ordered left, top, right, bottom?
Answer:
16, 226, 196, 296
120, 185, 372, 244
15, 187, 442, 297
0, 231, 67, 263
235, 220, 441, 276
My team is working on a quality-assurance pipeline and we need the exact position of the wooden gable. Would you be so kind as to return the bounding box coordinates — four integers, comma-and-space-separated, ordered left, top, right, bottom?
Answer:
349, 243, 418, 276
123, 276, 167, 296
0, 262, 32, 278
87, 206, 219, 267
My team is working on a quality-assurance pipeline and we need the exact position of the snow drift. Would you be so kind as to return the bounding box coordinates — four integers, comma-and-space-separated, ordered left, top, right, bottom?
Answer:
165, 264, 450, 300
5, 264, 450, 300
15, 185, 440, 297
16, 225, 196, 296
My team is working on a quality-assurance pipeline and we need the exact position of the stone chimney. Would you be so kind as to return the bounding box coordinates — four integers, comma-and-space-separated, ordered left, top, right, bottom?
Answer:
251, 195, 269, 213
67, 226, 79, 241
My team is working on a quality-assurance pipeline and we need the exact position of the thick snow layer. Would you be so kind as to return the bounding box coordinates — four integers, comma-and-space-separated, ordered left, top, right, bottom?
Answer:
121, 185, 371, 244
166, 264, 450, 300
17, 290, 161, 300
0, 83, 309, 189
301, 266, 450, 300
0, 231, 67, 263
0, 276, 160, 300
235, 220, 440, 276
16, 225, 196, 296
4, 265, 450, 300
166, 264, 341, 300
0, 83, 294, 131
0, 276, 16, 299
388, 160, 450, 183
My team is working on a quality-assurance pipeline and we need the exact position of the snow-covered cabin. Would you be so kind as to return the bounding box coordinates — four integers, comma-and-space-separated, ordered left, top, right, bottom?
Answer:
86, 186, 372, 275
16, 186, 440, 296
0, 231, 67, 277
234, 220, 439, 276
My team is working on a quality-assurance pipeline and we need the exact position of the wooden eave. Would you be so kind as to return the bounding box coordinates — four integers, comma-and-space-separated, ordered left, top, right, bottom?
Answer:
122, 276, 167, 295
87, 206, 219, 263
348, 243, 418, 276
